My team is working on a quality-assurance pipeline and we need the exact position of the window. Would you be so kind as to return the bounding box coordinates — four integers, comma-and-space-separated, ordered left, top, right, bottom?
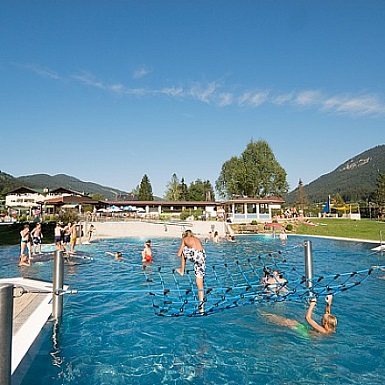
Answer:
259, 203, 269, 214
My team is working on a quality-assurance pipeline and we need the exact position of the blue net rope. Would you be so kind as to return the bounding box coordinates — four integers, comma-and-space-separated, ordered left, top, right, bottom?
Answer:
144, 248, 378, 317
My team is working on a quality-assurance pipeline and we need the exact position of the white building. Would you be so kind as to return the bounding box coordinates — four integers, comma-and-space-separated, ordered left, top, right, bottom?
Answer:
5, 187, 45, 210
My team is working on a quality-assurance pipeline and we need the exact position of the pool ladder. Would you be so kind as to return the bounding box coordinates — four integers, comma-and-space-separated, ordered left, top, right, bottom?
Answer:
379, 231, 384, 252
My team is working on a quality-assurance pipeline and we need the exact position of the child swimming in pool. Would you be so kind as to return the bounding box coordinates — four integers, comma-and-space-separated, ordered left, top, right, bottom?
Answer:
262, 295, 337, 335
262, 269, 288, 293
106, 251, 123, 261
18, 253, 31, 267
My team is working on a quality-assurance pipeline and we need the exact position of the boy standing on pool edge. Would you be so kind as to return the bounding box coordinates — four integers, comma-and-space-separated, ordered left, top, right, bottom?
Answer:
176, 230, 206, 314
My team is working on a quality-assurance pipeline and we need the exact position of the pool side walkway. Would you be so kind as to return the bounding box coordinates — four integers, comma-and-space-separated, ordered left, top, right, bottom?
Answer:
0, 277, 67, 378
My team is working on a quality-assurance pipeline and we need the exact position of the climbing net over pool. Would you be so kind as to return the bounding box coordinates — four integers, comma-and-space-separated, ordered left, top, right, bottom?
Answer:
143, 247, 377, 317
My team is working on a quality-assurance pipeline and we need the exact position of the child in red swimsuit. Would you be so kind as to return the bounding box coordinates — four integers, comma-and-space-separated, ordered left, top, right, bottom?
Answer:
142, 240, 153, 262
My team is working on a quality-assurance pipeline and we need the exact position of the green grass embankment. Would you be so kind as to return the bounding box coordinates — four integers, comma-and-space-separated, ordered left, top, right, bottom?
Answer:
295, 218, 385, 242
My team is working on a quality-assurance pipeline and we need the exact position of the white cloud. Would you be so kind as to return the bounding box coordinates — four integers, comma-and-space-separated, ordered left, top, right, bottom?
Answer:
188, 82, 219, 104
22, 63, 385, 117
322, 94, 385, 116
272, 92, 294, 105
238, 91, 269, 107
133, 67, 152, 79
71, 72, 104, 89
294, 90, 322, 106
23, 63, 60, 80
217, 92, 233, 107
109, 83, 125, 93
159, 86, 184, 97
72, 72, 146, 96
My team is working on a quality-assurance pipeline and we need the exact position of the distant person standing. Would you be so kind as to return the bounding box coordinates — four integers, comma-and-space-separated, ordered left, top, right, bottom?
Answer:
69, 222, 78, 253
63, 223, 71, 246
87, 224, 95, 242
31, 223, 43, 255
54, 222, 65, 251
20, 224, 32, 260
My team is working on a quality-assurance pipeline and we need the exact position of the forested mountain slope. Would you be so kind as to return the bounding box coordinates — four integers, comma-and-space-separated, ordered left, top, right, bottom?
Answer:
286, 144, 385, 203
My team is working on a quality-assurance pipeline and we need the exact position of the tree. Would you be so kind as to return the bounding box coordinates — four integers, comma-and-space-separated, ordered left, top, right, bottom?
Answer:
92, 193, 106, 201
333, 193, 345, 205
128, 185, 139, 200
187, 179, 215, 201
374, 173, 385, 216
138, 174, 154, 201
164, 173, 182, 201
295, 179, 308, 210
216, 140, 288, 199
180, 178, 188, 201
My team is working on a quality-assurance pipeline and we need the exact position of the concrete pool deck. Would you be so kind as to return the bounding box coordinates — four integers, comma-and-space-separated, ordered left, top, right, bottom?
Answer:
85, 220, 381, 246
86, 220, 232, 240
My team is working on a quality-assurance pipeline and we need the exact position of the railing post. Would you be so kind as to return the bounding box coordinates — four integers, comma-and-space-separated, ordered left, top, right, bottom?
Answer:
0, 284, 13, 385
304, 240, 314, 289
52, 250, 64, 321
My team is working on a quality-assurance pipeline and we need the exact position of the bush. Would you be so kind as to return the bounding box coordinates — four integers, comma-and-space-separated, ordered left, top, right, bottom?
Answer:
251, 220, 258, 225
60, 211, 80, 224
180, 209, 203, 221
286, 223, 293, 231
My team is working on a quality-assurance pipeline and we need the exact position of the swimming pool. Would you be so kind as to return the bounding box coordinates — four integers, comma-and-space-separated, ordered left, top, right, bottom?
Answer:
2, 235, 385, 384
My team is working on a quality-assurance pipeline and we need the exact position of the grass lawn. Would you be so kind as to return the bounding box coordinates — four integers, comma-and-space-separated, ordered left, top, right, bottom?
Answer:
295, 218, 385, 243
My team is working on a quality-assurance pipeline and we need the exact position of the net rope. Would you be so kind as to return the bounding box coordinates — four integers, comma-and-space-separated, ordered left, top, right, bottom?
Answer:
144, 247, 379, 317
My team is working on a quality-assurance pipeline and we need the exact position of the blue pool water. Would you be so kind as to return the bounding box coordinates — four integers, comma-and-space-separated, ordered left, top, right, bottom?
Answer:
2, 235, 385, 384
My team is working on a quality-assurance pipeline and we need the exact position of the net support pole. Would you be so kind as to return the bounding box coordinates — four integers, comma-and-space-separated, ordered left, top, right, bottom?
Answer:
0, 284, 13, 385
304, 240, 314, 289
52, 250, 64, 321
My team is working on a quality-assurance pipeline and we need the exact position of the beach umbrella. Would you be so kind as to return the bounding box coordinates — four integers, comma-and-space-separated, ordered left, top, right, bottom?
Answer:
108, 205, 122, 212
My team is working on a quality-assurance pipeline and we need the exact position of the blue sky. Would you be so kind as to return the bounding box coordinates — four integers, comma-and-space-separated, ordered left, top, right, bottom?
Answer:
1, 1, 385, 198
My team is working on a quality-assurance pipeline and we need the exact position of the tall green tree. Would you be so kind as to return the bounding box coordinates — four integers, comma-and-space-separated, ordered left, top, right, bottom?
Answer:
164, 173, 182, 201
180, 177, 188, 201
216, 140, 288, 199
375, 173, 385, 215
138, 174, 154, 201
187, 179, 215, 201
295, 179, 308, 210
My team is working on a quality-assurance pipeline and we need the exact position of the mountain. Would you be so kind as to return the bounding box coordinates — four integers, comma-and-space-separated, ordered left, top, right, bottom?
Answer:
1, 173, 127, 200
2, 144, 384, 203
0, 171, 21, 194
286, 144, 385, 204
